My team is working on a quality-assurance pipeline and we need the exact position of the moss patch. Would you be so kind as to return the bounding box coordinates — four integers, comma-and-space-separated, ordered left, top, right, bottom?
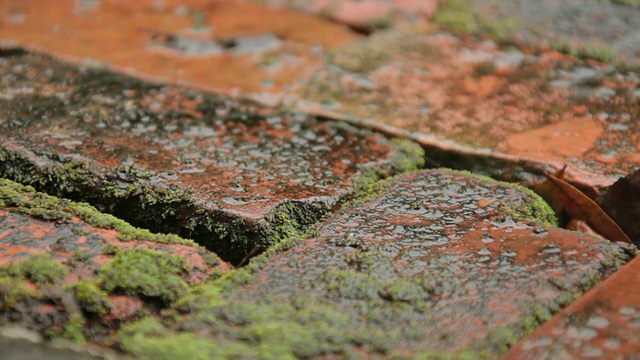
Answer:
551, 40, 619, 63
72, 280, 110, 316
0, 276, 42, 310
0, 254, 68, 284
0, 178, 198, 247
434, 0, 520, 39
438, 169, 558, 227
98, 247, 189, 304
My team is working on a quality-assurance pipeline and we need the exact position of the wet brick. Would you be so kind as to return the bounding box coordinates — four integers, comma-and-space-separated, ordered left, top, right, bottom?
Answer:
503, 256, 640, 359
0, 177, 227, 338
0, 52, 419, 263
296, 27, 640, 190
171, 169, 635, 358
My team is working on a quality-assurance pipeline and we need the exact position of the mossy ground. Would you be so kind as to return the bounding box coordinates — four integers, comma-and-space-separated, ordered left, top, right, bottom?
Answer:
433, 0, 520, 40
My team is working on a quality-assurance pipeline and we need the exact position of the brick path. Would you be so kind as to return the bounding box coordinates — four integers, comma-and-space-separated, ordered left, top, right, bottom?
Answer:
0, 0, 638, 358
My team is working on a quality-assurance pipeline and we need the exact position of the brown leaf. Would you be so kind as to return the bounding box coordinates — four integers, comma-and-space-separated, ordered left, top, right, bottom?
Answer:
544, 173, 633, 244
596, 169, 640, 247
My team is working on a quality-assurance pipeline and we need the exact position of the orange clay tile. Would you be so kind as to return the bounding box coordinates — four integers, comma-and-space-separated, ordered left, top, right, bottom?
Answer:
0, 0, 360, 93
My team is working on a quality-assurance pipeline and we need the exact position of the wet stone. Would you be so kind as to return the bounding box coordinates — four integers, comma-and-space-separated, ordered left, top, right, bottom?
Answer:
167, 170, 635, 358
504, 256, 640, 359
0, 178, 227, 341
0, 52, 419, 263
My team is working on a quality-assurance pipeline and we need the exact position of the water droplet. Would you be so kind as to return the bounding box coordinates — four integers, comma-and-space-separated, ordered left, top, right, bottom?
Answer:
604, 337, 620, 349
501, 249, 517, 257
586, 315, 610, 329
619, 306, 637, 316
481, 235, 494, 243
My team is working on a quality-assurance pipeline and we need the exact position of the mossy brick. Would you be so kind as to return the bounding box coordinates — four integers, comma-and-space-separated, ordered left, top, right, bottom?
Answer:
0, 52, 422, 264
0, 177, 226, 344
159, 169, 635, 358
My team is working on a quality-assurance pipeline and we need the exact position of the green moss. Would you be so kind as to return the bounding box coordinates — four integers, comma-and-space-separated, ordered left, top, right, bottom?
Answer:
0, 253, 68, 284
0, 276, 41, 310
118, 317, 287, 360
351, 138, 424, 206
101, 243, 119, 255
59, 313, 86, 342
612, 0, 640, 7
433, 0, 478, 33
72, 280, 110, 316
500, 182, 558, 227
0, 177, 202, 249
68, 250, 91, 267
551, 40, 619, 63
323, 269, 382, 300
391, 138, 425, 174
0, 151, 198, 245
98, 247, 189, 304
434, 0, 519, 39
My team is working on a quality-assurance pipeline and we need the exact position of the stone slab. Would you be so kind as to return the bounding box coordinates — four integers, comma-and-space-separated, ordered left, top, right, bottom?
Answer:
151, 170, 636, 358
503, 256, 640, 359
0, 51, 420, 263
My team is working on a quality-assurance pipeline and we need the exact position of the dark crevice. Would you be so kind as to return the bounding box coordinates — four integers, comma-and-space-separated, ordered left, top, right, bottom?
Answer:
0, 47, 27, 58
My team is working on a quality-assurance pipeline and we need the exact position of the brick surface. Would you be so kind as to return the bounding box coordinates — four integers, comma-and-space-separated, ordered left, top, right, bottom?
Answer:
184, 170, 635, 358
295, 27, 640, 190
503, 256, 640, 359
0, 52, 417, 263
0, 0, 360, 94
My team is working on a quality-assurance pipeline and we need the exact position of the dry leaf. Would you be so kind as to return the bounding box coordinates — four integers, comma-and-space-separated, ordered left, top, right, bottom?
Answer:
596, 169, 640, 247
544, 173, 632, 244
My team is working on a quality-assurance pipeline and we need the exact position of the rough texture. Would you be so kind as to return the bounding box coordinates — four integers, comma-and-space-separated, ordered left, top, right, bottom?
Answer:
0, 0, 361, 93
3, 0, 638, 192
464, 0, 640, 67
141, 170, 634, 359
0, 52, 421, 264
296, 26, 640, 189
503, 256, 640, 359
0, 178, 226, 346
